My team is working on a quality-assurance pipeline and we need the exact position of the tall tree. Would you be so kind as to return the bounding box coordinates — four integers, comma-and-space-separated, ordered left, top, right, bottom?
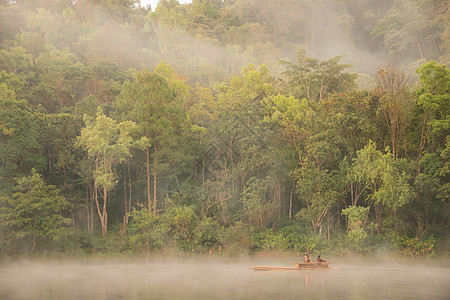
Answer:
371, 0, 440, 64
375, 65, 413, 159
114, 65, 190, 214
415, 60, 450, 162
76, 107, 135, 237
209, 64, 282, 225
264, 92, 314, 220
0, 85, 46, 194
347, 141, 415, 233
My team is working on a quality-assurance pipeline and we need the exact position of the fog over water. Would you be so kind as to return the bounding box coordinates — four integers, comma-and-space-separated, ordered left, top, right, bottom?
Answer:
0, 257, 449, 299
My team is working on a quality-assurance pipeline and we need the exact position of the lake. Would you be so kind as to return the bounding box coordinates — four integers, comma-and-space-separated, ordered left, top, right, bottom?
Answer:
0, 256, 448, 299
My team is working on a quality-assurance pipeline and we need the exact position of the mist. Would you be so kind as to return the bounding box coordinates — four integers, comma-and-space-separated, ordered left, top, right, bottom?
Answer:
2, 0, 440, 88
0, 257, 449, 299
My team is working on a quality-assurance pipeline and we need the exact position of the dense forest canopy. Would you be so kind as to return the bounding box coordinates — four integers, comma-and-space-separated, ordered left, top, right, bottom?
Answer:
0, 0, 448, 256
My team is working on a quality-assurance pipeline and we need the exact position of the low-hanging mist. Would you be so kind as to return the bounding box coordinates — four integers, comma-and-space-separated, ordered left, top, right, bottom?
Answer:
0, 257, 449, 299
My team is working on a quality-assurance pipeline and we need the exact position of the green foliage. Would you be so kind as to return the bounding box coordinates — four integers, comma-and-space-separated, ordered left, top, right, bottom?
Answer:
399, 235, 437, 257
126, 201, 221, 253
348, 142, 415, 210
242, 177, 271, 227
114, 67, 191, 212
76, 107, 135, 237
371, 0, 436, 64
341, 205, 370, 252
220, 221, 253, 255
281, 48, 357, 102
193, 217, 220, 252
251, 228, 288, 252
0, 92, 46, 192
342, 205, 370, 228
78, 107, 135, 191
162, 205, 197, 250
323, 91, 380, 155
278, 225, 309, 253
127, 204, 162, 252
416, 61, 450, 149
0, 169, 73, 254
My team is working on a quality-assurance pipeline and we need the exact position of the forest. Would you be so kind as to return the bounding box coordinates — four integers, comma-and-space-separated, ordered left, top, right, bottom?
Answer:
0, 0, 448, 257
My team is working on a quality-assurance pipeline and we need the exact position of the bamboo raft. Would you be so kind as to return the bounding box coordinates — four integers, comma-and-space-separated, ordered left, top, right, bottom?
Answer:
249, 262, 331, 271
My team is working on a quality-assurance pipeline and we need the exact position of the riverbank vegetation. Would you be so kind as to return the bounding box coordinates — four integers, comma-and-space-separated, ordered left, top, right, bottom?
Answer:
0, 0, 448, 258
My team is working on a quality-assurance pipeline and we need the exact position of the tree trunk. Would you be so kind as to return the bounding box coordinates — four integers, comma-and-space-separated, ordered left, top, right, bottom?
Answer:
327, 212, 330, 241
375, 203, 383, 234
90, 196, 94, 234
101, 186, 108, 238
128, 161, 132, 219
86, 182, 90, 233
153, 139, 157, 215
32, 234, 36, 252
202, 158, 205, 188
146, 145, 151, 212
123, 165, 128, 228
417, 109, 429, 172
94, 185, 107, 238
289, 183, 294, 220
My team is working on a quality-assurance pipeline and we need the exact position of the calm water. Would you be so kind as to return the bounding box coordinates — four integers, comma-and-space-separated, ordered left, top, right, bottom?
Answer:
0, 257, 448, 299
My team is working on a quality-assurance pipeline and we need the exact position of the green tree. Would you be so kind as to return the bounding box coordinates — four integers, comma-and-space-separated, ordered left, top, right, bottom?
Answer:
35, 48, 87, 109
210, 64, 282, 225
371, 0, 437, 64
281, 48, 357, 102
321, 91, 380, 157
264, 93, 313, 220
84, 60, 128, 104
0, 169, 73, 253
0, 87, 46, 194
341, 205, 370, 252
242, 177, 271, 227
0, 46, 34, 76
347, 141, 415, 233
115, 65, 190, 214
415, 60, 450, 165
127, 204, 160, 252
76, 107, 135, 237
161, 204, 198, 251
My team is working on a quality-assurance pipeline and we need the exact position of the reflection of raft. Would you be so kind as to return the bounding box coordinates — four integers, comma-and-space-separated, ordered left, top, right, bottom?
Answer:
249, 262, 331, 271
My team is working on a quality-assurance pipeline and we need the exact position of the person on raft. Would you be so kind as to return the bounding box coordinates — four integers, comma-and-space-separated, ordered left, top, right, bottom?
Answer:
317, 255, 327, 262
304, 253, 311, 263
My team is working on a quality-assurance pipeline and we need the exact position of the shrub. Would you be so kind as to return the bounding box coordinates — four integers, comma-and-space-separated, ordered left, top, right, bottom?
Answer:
193, 217, 220, 252
399, 235, 437, 257
220, 222, 253, 255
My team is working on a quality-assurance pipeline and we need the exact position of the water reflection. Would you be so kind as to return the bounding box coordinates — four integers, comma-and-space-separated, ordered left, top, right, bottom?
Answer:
0, 257, 448, 299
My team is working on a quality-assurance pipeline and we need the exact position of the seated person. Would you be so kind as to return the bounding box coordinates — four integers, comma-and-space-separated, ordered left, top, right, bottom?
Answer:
317, 255, 327, 262
304, 253, 311, 263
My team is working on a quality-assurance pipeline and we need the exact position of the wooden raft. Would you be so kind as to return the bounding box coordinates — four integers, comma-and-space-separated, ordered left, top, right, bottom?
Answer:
249, 262, 330, 271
